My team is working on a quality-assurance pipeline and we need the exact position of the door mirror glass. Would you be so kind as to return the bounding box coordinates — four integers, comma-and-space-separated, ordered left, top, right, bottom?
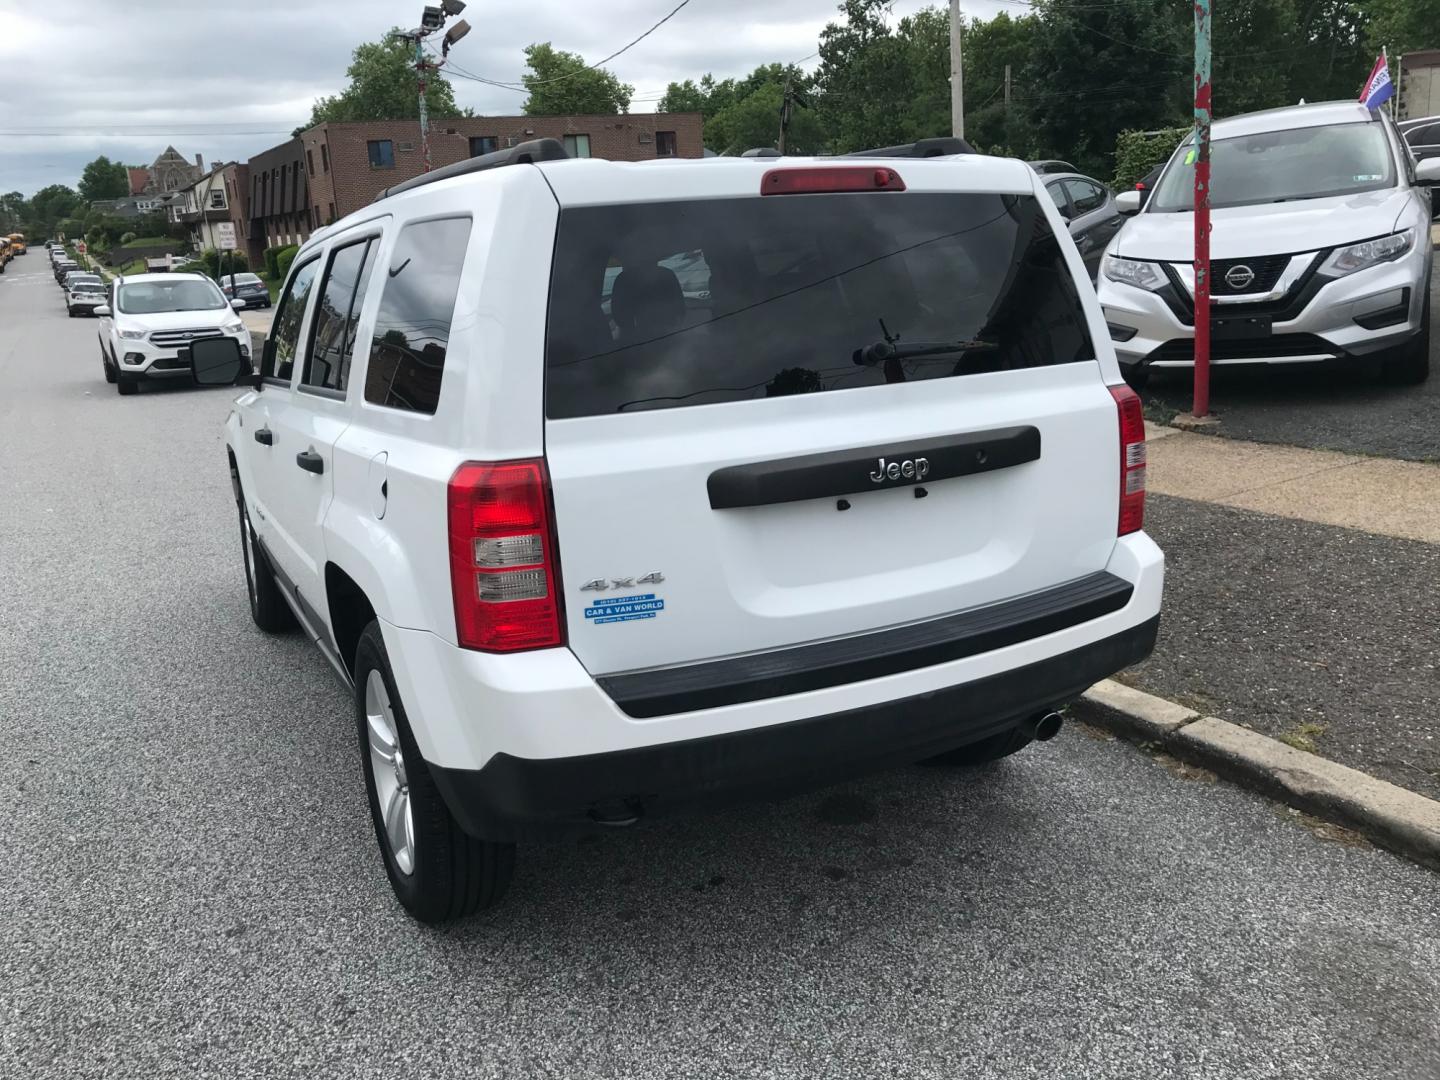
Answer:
190, 336, 247, 386
230, 297, 247, 309
94, 304, 111, 316
1115, 189, 1142, 215
1415, 157, 1440, 185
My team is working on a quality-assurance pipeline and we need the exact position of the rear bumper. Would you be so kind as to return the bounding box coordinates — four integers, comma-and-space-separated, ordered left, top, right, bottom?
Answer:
380, 533, 1163, 838
430, 614, 1158, 839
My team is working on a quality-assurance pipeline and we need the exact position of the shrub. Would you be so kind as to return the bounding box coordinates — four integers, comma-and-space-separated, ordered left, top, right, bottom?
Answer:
186, 247, 251, 281
263, 244, 290, 279
119, 231, 137, 245
1112, 126, 1189, 191
275, 244, 301, 281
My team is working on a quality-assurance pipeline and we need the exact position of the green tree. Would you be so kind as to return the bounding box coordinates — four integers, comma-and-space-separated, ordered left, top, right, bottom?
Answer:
521, 43, 633, 115
78, 156, 130, 202
816, 0, 953, 153
1366, 0, 1440, 57
306, 29, 466, 128
28, 184, 82, 238
1, 191, 28, 232
1021, 0, 1189, 178
958, 12, 1041, 156
704, 65, 827, 154
656, 78, 710, 115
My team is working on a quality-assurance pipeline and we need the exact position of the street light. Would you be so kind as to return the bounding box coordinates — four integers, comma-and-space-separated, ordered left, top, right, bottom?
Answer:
441, 0, 466, 14
442, 19, 470, 55
420, 5, 444, 30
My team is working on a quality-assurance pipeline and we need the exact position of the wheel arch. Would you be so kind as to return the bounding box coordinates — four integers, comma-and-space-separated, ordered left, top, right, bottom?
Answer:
326, 563, 377, 677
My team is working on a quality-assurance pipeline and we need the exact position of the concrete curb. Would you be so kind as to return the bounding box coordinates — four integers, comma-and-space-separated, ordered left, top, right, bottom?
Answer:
1074, 680, 1440, 872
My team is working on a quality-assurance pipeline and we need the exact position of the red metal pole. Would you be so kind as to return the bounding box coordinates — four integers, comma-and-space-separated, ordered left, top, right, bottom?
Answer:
1192, 0, 1212, 416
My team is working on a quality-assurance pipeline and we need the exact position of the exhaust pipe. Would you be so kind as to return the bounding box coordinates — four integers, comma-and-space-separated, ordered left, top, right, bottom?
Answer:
1021, 710, 1064, 742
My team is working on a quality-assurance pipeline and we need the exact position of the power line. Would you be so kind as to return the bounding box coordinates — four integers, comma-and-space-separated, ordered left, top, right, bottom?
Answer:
443, 0, 695, 91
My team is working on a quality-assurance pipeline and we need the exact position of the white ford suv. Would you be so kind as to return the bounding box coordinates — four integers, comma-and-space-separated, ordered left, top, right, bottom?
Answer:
96, 272, 250, 395
210, 138, 1164, 921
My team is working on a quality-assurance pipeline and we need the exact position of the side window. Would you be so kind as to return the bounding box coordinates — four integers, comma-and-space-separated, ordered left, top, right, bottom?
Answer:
1044, 181, 1070, 216
265, 258, 320, 383
1407, 123, 1440, 147
1063, 178, 1106, 214
303, 238, 376, 394
364, 218, 472, 415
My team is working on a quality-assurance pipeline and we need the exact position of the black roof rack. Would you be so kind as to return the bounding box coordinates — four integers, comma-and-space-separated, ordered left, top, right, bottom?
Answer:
373, 138, 570, 203
843, 136, 975, 158
740, 147, 783, 158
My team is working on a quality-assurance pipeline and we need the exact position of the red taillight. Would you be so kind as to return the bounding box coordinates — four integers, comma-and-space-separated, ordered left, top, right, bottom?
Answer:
447, 459, 564, 652
1109, 384, 1146, 535
761, 167, 906, 195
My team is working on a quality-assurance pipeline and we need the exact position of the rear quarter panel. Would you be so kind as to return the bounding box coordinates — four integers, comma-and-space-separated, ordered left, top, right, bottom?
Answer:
325, 168, 559, 639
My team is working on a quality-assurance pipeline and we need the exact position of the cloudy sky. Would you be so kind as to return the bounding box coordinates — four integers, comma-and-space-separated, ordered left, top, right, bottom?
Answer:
0, 0, 1009, 197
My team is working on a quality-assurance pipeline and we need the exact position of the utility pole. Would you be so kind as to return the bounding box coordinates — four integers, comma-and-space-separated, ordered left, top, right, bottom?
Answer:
778, 70, 791, 154
950, 0, 964, 139
395, 4, 471, 175
416, 37, 432, 173
1190, 0, 1213, 419
1003, 63, 1011, 119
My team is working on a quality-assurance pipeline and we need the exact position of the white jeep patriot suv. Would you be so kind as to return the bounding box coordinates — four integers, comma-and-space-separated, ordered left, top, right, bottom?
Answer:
214, 137, 1164, 921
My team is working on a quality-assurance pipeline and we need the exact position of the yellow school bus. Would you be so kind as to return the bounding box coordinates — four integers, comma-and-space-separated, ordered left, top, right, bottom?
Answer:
8, 233, 25, 255
0, 237, 10, 271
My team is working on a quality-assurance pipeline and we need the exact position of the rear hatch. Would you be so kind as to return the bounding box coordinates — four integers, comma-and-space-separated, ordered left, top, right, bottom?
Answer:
542, 163, 1121, 677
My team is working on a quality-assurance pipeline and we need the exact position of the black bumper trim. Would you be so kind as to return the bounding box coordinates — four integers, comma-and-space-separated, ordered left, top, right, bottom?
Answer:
430, 614, 1160, 841
598, 571, 1133, 718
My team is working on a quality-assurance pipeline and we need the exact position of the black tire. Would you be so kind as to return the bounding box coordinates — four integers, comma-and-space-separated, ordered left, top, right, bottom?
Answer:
1382, 290, 1431, 385
354, 620, 515, 922
1121, 363, 1150, 392
235, 492, 296, 633
67, 307, 76, 318
116, 378, 137, 396
101, 348, 117, 384
920, 725, 1034, 767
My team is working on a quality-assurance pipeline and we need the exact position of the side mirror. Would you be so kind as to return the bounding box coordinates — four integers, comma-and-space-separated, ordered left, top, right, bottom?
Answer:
230, 297, 247, 309
1415, 158, 1440, 185
189, 335, 247, 387
94, 304, 111, 316
1115, 190, 1142, 215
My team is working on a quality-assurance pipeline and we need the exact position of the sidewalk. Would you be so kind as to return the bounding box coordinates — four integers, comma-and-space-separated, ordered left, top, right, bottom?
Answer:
1127, 425, 1440, 802
1146, 423, 1440, 543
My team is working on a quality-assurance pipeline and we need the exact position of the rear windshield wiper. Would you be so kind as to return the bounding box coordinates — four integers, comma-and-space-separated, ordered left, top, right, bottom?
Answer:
853, 338, 998, 366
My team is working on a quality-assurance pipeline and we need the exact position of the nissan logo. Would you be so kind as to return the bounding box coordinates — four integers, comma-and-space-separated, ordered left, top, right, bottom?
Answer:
1224, 264, 1256, 290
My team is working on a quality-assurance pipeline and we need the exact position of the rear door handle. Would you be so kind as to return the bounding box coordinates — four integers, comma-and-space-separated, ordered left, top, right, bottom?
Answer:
254, 428, 273, 446
295, 449, 324, 475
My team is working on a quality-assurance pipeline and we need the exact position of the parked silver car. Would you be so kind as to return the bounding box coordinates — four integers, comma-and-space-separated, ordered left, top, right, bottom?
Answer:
1098, 101, 1438, 387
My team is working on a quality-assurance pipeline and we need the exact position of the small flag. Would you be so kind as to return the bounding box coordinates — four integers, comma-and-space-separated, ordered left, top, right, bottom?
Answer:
1359, 53, 1395, 110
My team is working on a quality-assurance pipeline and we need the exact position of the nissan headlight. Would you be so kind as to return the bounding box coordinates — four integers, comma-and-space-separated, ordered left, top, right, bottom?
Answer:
1321, 230, 1414, 277
118, 328, 148, 340
1102, 254, 1168, 292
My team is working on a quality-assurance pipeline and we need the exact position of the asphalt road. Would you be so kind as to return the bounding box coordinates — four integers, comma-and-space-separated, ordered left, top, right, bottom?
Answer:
3, 254, 1440, 1079
1144, 252, 1440, 461
1129, 495, 1440, 803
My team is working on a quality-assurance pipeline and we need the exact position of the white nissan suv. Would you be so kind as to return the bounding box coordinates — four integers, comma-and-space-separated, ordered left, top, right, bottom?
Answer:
96, 272, 250, 395
208, 137, 1164, 921
1099, 101, 1438, 387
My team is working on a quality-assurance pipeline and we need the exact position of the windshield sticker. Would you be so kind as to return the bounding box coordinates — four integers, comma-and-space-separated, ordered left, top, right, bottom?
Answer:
583, 594, 665, 624
1183, 148, 1197, 165
1353, 174, 1382, 181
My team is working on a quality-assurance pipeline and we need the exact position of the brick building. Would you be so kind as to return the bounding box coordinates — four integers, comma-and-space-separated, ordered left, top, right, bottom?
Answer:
298, 112, 703, 225
247, 138, 312, 264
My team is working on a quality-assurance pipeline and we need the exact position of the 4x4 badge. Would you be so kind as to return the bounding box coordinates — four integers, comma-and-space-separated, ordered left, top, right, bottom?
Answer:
580, 571, 664, 592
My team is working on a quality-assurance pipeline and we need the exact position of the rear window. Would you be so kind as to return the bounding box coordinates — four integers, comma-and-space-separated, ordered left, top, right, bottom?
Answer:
544, 192, 1094, 418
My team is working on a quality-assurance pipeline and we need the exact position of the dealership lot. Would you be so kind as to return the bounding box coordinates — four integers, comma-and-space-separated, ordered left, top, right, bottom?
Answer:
4, 249, 1440, 1079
